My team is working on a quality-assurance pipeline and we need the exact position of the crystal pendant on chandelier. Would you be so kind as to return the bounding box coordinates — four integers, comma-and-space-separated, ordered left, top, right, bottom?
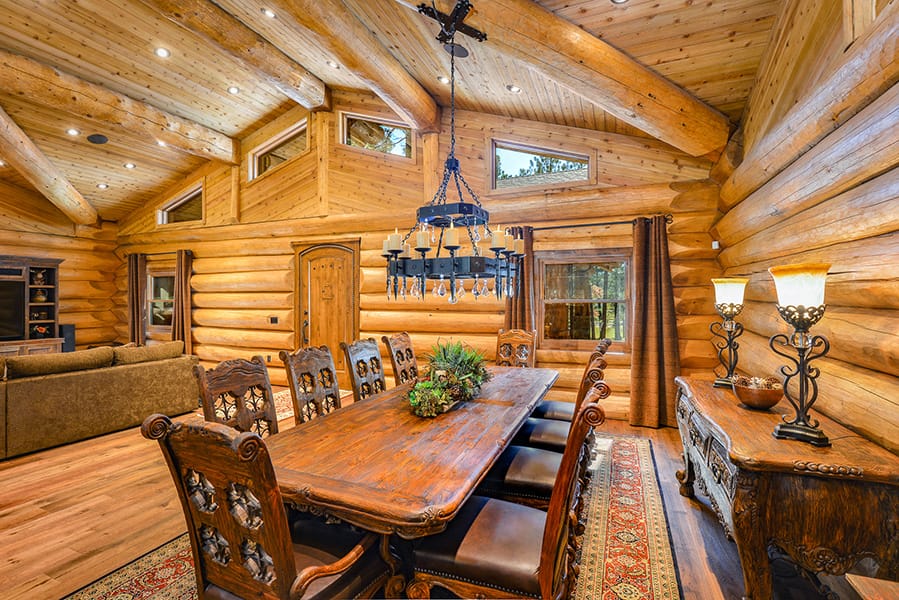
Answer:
383, 0, 526, 304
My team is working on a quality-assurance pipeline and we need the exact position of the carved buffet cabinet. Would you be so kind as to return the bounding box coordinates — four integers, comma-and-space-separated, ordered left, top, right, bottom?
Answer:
674, 376, 899, 600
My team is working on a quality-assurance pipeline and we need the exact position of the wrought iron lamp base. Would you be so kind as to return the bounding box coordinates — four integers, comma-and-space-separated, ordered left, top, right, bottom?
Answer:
714, 376, 735, 388
773, 422, 830, 447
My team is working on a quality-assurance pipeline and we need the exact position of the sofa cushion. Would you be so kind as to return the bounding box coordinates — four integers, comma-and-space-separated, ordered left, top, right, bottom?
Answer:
6, 346, 114, 379
113, 340, 184, 365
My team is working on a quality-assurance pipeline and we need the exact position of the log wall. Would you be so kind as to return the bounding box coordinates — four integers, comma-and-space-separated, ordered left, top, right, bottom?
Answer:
0, 181, 120, 349
116, 89, 719, 419
713, 4, 899, 453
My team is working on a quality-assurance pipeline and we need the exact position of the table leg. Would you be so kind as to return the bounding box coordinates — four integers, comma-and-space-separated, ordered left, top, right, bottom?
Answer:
676, 451, 695, 498
380, 534, 406, 598
732, 472, 772, 600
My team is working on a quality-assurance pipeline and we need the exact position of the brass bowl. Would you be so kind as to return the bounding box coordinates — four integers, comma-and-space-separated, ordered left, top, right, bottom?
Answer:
732, 383, 783, 410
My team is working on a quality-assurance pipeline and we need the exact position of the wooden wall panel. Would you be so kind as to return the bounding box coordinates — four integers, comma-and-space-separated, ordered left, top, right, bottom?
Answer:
1, 190, 120, 350
717, 9, 898, 451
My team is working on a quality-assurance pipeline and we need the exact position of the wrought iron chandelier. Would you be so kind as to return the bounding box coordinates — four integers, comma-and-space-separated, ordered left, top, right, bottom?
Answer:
383, 0, 525, 303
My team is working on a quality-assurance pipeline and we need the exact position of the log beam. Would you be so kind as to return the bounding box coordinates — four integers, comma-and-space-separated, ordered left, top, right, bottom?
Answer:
269, 0, 440, 132
410, 0, 731, 156
0, 104, 99, 225
140, 0, 329, 110
0, 49, 236, 164
721, 0, 899, 206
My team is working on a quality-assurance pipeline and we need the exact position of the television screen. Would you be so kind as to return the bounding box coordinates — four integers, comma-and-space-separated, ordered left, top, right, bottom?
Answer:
0, 280, 26, 340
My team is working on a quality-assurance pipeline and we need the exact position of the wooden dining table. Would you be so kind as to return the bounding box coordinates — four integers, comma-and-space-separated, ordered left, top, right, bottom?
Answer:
266, 366, 559, 539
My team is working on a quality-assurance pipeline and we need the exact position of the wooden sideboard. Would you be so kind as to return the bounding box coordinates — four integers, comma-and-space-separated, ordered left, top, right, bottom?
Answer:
0, 338, 64, 357
674, 376, 899, 600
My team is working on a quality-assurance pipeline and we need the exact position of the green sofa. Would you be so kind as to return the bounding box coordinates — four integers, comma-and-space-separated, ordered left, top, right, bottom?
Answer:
0, 341, 199, 459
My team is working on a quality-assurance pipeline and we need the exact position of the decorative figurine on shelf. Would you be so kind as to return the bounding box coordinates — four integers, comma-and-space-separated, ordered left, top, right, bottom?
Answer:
31, 289, 48, 303
30, 324, 51, 339
31, 269, 46, 285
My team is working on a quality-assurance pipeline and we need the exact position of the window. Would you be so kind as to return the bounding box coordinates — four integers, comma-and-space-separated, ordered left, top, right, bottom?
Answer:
148, 273, 175, 328
248, 119, 308, 180
157, 184, 203, 225
342, 114, 412, 158
494, 141, 589, 190
537, 253, 628, 349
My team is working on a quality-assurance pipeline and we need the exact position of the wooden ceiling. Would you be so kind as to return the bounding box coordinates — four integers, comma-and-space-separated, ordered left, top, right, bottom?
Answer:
0, 0, 781, 223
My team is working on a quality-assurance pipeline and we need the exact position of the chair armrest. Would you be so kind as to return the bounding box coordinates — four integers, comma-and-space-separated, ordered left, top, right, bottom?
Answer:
290, 532, 378, 597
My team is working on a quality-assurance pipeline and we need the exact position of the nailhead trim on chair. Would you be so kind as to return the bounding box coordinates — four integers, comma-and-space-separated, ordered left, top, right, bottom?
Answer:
416, 567, 541, 598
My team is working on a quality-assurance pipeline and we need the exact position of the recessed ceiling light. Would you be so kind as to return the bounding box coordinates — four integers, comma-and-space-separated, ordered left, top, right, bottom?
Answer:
155, 47, 171, 58
157, 140, 166, 147
96, 183, 109, 190
0, 160, 5, 167
506, 84, 522, 94
227, 86, 240, 94
66, 128, 80, 136
123, 162, 136, 169
610, 0, 628, 4
437, 76, 450, 84
261, 7, 276, 18
326, 60, 340, 69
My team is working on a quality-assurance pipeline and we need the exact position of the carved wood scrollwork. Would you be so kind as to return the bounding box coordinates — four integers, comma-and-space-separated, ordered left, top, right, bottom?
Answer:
241, 539, 276, 584
199, 523, 231, 565
792, 461, 864, 477
770, 538, 877, 575
228, 483, 263, 530
185, 469, 217, 513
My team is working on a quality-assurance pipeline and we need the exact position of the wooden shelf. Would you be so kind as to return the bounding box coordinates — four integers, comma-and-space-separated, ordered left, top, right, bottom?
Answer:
0, 255, 62, 344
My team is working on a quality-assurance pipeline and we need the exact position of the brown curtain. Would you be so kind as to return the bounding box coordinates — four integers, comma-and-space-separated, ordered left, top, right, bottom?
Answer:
127, 253, 147, 345
504, 226, 535, 331
172, 249, 193, 355
630, 216, 681, 428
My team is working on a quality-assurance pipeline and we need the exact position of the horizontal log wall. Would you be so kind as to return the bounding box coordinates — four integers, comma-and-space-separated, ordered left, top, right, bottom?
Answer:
713, 6, 899, 452
116, 90, 719, 420
0, 184, 120, 349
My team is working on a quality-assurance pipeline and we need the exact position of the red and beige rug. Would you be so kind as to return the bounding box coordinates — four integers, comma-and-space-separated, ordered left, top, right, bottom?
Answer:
66, 435, 680, 599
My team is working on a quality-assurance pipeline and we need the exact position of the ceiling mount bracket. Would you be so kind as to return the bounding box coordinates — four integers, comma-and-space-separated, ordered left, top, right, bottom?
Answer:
417, 1, 487, 46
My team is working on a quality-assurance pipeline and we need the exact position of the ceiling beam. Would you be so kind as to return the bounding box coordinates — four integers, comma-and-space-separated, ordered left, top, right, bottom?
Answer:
140, 0, 329, 110
267, 0, 441, 133
0, 50, 237, 164
406, 0, 732, 156
0, 104, 99, 226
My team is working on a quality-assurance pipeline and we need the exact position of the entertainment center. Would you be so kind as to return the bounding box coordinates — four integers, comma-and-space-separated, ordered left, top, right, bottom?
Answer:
0, 256, 64, 356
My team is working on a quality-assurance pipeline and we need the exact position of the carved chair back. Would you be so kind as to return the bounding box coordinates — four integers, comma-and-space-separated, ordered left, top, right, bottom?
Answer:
340, 338, 386, 402
381, 332, 419, 385
194, 356, 279, 437
142, 414, 299, 598
575, 349, 613, 414
279, 346, 342, 425
539, 401, 606, 599
495, 328, 537, 368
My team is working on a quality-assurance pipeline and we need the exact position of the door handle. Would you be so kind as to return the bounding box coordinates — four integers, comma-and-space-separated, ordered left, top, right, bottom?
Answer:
302, 319, 309, 345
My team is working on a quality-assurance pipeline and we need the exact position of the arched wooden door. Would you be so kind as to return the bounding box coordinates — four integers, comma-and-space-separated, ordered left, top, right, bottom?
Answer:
296, 242, 359, 378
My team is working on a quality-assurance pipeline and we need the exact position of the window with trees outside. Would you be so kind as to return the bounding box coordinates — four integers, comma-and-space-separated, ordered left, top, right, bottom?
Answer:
148, 273, 175, 329
343, 114, 412, 158
537, 252, 628, 350
494, 141, 589, 190
248, 119, 308, 181
157, 183, 202, 225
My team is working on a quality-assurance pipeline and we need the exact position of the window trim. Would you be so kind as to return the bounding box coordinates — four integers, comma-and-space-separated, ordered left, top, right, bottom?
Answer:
146, 270, 175, 333
156, 181, 204, 227
535, 249, 631, 352
489, 139, 593, 196
247, 118, 310, 182
339, 111, 415, 161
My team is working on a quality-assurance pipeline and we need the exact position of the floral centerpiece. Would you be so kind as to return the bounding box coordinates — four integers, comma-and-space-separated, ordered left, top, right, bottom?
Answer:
408, 341, 491, 417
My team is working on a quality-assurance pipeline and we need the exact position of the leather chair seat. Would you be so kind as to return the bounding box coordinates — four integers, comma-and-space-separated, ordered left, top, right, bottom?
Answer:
530, 399, 575, 422
413, 495, 545, 597
513, 417, 570, 452
478, 445, 561, 504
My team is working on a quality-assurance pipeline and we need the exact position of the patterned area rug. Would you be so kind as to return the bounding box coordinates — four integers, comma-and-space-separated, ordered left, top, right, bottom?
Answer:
575, 435, 681, 600
65, 435, 680, 599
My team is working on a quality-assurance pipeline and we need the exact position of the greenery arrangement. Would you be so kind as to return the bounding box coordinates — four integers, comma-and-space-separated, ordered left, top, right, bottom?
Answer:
408, 341, 491, 417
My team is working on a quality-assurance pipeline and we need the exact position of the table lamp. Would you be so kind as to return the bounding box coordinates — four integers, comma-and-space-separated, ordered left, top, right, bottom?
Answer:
768, 263, 831, 446
710, 277, 748, 388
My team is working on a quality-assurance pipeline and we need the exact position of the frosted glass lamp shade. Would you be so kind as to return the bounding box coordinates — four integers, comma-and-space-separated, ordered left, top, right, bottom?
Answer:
712, 278, 749, 305
768, 264, 830, 307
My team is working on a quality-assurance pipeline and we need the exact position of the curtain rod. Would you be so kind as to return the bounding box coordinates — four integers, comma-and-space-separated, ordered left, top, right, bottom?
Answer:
531, 213, 672, 232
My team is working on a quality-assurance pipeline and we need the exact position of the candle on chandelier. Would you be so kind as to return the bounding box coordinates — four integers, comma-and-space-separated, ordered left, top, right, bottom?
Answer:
415, 225, 430, 250
514, 237, 525, 255
387, 228, 402, 251
490, 226, 505, 250
504, 231, 516, 252
444, 221, 459, 247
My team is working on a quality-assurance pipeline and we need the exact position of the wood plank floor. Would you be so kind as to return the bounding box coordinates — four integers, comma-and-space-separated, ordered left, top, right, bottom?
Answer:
0, 416, 859, 599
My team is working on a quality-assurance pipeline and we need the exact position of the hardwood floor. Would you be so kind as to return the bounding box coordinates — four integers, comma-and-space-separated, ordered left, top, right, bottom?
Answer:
0, 416, 860, 599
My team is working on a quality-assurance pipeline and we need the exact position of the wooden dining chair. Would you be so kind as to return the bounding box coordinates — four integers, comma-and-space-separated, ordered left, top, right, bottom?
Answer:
513, 352, 611, 452
531, 338, 612, 422
405, 401, 605, 600
478, 379, 609, 509
142, 413, 389, 600
279, 345, 343, 425
381, 332, 419, 385
495, 328, 537, 368
194, 355, 279, 437
340, 338, 387, 402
